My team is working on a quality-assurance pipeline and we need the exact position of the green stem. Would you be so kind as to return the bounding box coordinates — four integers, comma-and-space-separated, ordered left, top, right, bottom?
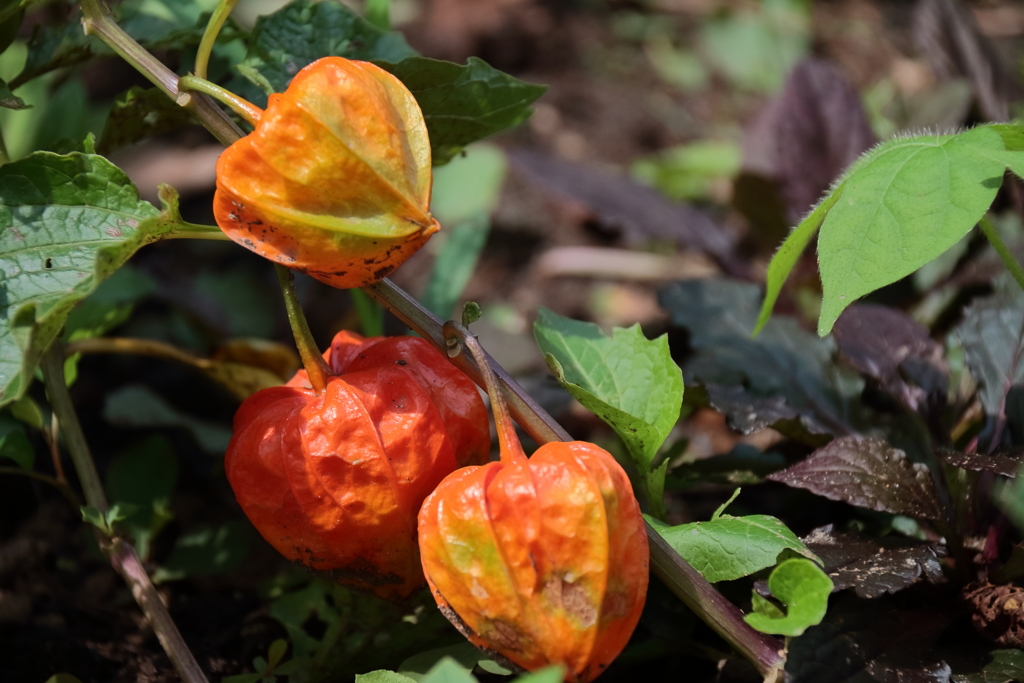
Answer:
350, 288, 384, 337
275, 265, 332, 393
979, 215, 1024, 292
177, 75, 262, 127
41, 344, 107, 513
443, 321, 528, 465
42, 343, 210, 683
79, 0, 244, 147
194, 0, 241, 81
0, 466, 81, 509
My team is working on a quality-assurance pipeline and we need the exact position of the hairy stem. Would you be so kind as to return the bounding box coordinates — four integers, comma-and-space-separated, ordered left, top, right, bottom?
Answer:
275, 265, 331, 393
443, 321, 527, 465
194, 0, 241, 80
177, 75, 262, 127
980, 215, 1024, 292
42, 343, 210, 683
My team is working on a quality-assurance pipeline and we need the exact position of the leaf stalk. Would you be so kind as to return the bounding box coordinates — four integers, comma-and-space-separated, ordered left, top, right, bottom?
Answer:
275, 264, 332, 394
979, 215, 1024, 292
194, 0, 241, 80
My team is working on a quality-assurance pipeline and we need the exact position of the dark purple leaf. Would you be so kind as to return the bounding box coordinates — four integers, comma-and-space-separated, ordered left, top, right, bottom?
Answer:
803, 525, 946, 599
506, 148, 738, 266
939, 448, 1023, 478
768, 436, 944, 521
914, 0, 1024, 122
704, 384, 832, 446
834, 304, 948, 412
785, 594, 953, 683
773, 59, 876, 223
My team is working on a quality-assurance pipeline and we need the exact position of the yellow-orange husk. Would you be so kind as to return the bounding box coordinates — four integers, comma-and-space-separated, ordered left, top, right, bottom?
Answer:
418, 441, 649, 682
214, 57, 439, 289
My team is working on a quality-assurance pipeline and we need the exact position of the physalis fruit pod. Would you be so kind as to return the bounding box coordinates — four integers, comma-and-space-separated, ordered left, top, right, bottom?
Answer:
214, 57, 439, 289
418, 324, 649, 682
225, 331, 489, 599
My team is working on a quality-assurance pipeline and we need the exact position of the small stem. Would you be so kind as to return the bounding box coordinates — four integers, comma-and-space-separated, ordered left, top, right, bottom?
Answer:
68, 337, 217, 369
44, 411, 67, 484
275, 265, 331, 394
178, 75, 262, 128
164, 229, 231, 241
0, 466, 81, 509
41, 344, 108, 513
78, 0, 244, 146
194, 0, 241, 81
42, 342, 210, 683
980, 215, 1024, 292
443, 321, 527, 465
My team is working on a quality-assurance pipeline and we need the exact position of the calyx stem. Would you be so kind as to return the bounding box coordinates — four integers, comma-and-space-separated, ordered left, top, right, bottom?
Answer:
194, 0, 241, 81
177, 75, 263, 127
443, 321, 527, 466
275, 265, 332, 394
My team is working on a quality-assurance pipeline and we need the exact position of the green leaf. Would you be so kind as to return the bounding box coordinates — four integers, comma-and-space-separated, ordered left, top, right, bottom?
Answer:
816, 126, 1007, 334
266, 639, 288, 671
103, 384, 232, 454
511, 668, 566, 683
754, 183, 844, 335
356, 673, 418, 683
744, 558, 833, 637
80, 504, 108, 533
422, 145, 507, 318
750, 592, 786, 619
647, 512, 819, 583
230, 0, 416, 106
398, 643, 482, 681
222, 675, 262, 683
420, 658, 479, 683
44, 675, 85, 683
64, 264, 156, 342
9, 394, 44, 430
106, 436, 178, 512
533, 308, 683, 513
152, 520, 252, 582
0, 413, 33, 469
954, 649, 1024, 683
97, 87, 196, 155
0, 152, 199, 407
376, 57, 547, 165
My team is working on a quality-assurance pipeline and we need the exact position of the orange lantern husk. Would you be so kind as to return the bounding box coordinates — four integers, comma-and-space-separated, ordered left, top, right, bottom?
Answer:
225, 331, 489, 599
417, 326, 649, 682
214, 57, 439, 289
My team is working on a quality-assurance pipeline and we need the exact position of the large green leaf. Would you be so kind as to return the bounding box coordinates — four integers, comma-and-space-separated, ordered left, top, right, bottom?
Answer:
376, 57, 547, 165
230, 0, 416, 106
0, 152, 198, 407
745, 558, 833, 637
534, 308, 682, 516
648, 511, 819, 583
757, 124, 1024, 336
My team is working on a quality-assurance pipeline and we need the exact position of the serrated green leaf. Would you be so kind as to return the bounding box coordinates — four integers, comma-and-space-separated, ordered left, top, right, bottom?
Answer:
230, 0, 416, 107
817, 127, 1006, 334
376, 57, 547, 165
647, 512, 819, 583
744, 558, 833, 637
0, 413, 33, 469
0, 152, 203, 407
356, 672, 418, 683
420, 658, 478, 683
97, 87, 196, 154
534, 308, 682, 472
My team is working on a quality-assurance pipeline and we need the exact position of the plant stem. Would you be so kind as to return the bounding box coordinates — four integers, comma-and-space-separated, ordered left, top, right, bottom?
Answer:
194, 0, 241, 81
979, 215, 1024, 292
364, 280, 786, 677
78, 0, 244, 147
79, 10, 784, 671
41, 343, 210, 683
0, 466, 81, 509
275, 265, 332, 394
177, 75, 262, 127
443, 321, 528, 465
